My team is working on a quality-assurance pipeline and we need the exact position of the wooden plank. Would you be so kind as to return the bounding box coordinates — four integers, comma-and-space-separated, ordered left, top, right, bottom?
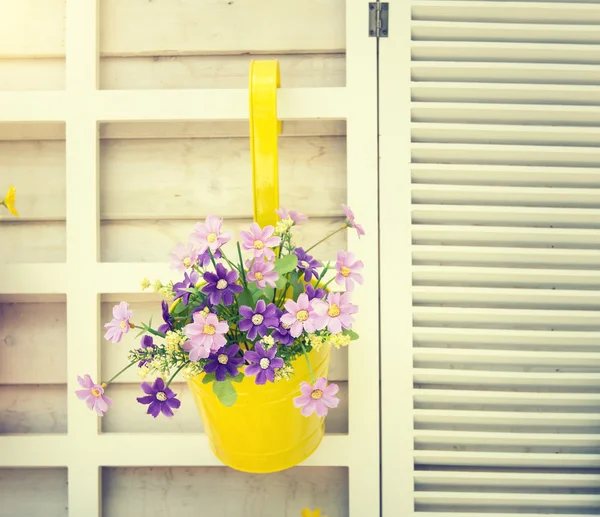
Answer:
0, 468, 68, 517
0, 59, 64, 91
100, 217, 346, 263
100, 54, 345, 90
0, 222, 65, 263
0, 385, 67, 434
0, 301, 67, 384
99, 0, 345, 56
101, 382, 348, 434
102, 465, 348, 517
0, 437, 68, 466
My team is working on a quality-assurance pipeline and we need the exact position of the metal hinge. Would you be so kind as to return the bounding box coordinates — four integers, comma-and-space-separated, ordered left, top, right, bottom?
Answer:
369, 2, 389, 38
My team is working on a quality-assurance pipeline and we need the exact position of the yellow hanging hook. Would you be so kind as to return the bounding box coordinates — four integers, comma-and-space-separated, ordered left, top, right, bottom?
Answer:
249, 59, 282, 228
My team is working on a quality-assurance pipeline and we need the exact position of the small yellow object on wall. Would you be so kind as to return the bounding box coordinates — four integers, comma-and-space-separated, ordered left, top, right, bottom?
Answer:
301, 509, 326, 517
0, 185, 19, 217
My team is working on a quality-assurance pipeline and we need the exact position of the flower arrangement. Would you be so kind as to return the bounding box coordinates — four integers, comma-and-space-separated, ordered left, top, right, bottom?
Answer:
1, 185, 18, 216
76, 205, 364, 420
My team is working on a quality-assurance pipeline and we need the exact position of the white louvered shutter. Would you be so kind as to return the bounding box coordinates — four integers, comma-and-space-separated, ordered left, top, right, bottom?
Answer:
380, 1, 600, 515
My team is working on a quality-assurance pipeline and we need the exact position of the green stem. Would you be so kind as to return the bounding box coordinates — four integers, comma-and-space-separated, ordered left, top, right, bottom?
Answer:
236, 242, 247, 288
135, 325, 166, 339
305, 226, 346, 254
166, 362, 188, 387
321, 276, 336, 290
313, 263, 330, 290
300, 341, 315, 383
105, 361, 137, 386
208, 249, 218, 271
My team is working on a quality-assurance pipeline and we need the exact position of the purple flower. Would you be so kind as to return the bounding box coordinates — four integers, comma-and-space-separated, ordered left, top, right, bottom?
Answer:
169, 242, 199, 273
197, 248, 222, 268
280, 293, 320, 338
202, 263, 243, 306
183, 311, 229, 360
240, 222, 281, 261
293, 377, 339, 417
342, 204, 366, 238
293, 247, 322, 282
173, 270, 200, 306
238, 300, 279, 341
189, 215, 232, 255
137, 377, 181, 418
275, 206, 308, 225
138, 335, 155, 367
203, 344, 244, 381
335, 251, 364, 292
244, 343, 284, 385
246, 258, 279, 289
305, 284, 326, 301
75, 375, 112, 416
271, 308, 295, 346
313, 291, 358, 334
103, 301, 133, 343
157, 300, 173, 334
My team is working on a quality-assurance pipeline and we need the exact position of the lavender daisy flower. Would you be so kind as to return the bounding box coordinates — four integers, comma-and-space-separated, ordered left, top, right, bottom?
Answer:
240, 222, 281, 261
157, 300, 173, 334
197, 248, 222, 268
305, 284, 326, 301
202, 263, 243, 306
246, 258, 279, 289
271, 308, 294, 346
189, 215, 232, 255
313, 291, 358, 334
75, 375, 112, 416
173, 270, 200, 306
281, 293, 320, 338
342, 204, 366, 238
169, 242, 199, 273
275, 206, 308, 225
238, 300, 279, 341
203, 344, 244, 381
103, 301, 133, 343
244, 343, 284, 385
137, 377, 181, 418
138, 335, 155, 367
293, 247, 322, 282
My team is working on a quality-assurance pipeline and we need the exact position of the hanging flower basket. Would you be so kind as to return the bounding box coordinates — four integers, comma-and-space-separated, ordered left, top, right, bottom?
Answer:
76, 205, 365, 473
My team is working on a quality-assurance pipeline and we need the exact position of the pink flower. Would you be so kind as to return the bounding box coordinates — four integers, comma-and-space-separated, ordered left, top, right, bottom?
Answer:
246, 259, 279, 289
335, 251, 364, 291
342, 204, 366, 238
240, 222, 281, 261
189, 215, 232, 255
183, 312, 229, 361
169, 242, 199, 272
75, 375, 113, 416
281, 293, 320, 338
313, 292, 358, 334
293, 377, 339, 417
275, 206, 308, 225
104, 301, 133, 343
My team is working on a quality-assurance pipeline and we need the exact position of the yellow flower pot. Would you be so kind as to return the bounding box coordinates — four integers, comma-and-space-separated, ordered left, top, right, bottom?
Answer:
187, 341, 332, 473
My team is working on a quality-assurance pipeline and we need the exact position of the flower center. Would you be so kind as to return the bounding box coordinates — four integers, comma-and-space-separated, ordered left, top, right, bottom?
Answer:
311, 389, 323, 400
252, 314, 264, 325
183, 257, 191, 267
119, 320, 127, 329
156, 392, 167, 402
327, 304, 341, 317
254, 272, 264, 281
216, 279, 228, 290
259, 358, 271, 369
340, 266, 351, 277
203, 324, 216, 335
253, 239, 264, 250
281, 322, 292, 330
91, 388, 102, 398
217, 353, 229, 365
207, 233, 217, 243
296, 310, 309, 322
300, 260, 310, 269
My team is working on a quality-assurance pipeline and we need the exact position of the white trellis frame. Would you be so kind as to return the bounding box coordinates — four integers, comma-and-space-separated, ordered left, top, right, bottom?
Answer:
0, 1, 380, 515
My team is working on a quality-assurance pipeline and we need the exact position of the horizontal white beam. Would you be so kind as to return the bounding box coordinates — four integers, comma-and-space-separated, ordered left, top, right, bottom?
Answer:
0, 435, 68, 466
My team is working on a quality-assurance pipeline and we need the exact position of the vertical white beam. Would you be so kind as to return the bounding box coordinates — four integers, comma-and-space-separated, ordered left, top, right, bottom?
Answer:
65, 1, 101, 516
345, 1, 381, 515
379, 0, 416, 515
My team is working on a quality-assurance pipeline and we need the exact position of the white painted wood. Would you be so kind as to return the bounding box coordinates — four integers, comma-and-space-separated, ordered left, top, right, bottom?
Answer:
0, 468, 68, 517
102, 466, 348, 517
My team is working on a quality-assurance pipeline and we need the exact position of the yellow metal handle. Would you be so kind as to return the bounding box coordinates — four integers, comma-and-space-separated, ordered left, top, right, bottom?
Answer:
249, 59, 282, 227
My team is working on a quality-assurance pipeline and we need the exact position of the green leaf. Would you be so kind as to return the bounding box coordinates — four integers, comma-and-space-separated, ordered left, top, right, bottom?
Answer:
201, 372, 216, 384
274, 254, 298, 275
212, 379, 238, 407
275, 275, 288, 290
177, 287, 197, 294
238, 288, 254, 309
289, 271, 304, 299
173, 300, 187, 315
230, 372, 245, 383
343, 329, 360, 341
